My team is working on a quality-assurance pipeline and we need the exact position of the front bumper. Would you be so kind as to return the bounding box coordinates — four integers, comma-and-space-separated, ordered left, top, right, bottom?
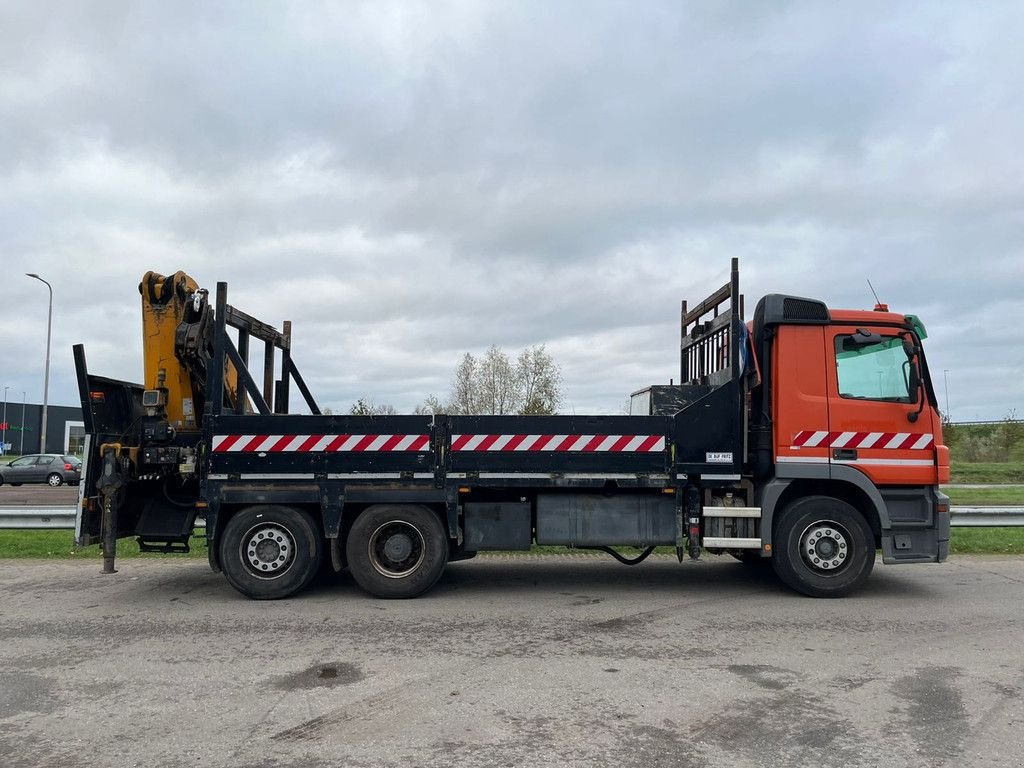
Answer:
880, 486, 950, 564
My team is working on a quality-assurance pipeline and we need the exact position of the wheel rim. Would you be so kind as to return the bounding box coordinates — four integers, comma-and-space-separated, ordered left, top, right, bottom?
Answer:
240, 523, 296, 579
799, 520, 851, 573
368, 521, 425, 579
48, 475, 62, 487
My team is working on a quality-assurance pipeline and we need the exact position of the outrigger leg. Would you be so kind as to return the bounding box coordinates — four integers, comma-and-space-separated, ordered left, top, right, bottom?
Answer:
97, 444, 126, 575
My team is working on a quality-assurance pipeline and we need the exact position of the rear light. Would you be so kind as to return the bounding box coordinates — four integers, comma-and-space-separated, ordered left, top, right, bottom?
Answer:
936, 500, 950, 515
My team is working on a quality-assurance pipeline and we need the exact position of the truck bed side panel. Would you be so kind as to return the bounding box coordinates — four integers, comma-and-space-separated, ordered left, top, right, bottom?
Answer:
208, 415, 436, 476
447, 415, 670, 474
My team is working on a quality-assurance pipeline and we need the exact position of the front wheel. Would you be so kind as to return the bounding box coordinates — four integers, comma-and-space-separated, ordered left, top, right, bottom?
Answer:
47, 474, 64, 487
346, 504, 448, 598
772, 496, 875, 598
219, 505, 322, 600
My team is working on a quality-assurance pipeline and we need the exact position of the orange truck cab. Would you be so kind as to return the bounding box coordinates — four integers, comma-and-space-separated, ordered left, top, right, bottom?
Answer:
748, 294, 950, 580
636, 259, 949, 597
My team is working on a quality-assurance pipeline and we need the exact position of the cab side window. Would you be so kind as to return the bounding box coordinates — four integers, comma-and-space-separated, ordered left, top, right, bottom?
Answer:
37, 456, 56, 465
835, 335, 912, 403
11, 457, 36, 467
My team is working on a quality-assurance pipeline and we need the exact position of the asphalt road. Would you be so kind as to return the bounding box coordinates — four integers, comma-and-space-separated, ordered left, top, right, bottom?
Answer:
0, 485, 78, 505
1, 555, 1022, 768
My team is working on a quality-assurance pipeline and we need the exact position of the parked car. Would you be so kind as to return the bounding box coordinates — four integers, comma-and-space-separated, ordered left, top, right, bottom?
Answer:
0, 454, 82, 487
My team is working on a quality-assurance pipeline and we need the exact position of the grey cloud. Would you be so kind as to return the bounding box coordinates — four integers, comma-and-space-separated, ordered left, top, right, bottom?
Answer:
0, 1, 1020, 420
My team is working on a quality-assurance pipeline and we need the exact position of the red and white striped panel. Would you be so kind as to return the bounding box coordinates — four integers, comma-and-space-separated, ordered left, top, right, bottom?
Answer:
791, 431, 934, 450
212, 434, 430, 453
450, 434, 666, 452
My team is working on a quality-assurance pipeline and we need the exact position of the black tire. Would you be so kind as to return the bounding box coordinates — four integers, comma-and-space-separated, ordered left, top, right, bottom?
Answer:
219, 505, 322, 600
772, 496, 875, 598
47, 474, 63, 487
346, 504, 448, 598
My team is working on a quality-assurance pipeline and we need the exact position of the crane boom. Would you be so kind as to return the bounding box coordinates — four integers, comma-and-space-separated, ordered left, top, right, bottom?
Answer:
139, 271, 242, 430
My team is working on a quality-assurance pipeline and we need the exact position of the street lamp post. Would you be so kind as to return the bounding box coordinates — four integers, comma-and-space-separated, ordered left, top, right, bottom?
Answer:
943, 369, 951, 421
26, 274, 53, 454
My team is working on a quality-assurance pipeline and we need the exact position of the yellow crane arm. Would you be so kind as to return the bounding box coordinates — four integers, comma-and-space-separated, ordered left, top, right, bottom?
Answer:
139, 271, 244, 430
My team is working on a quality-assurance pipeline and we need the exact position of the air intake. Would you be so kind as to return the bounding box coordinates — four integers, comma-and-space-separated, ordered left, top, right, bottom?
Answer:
754, 294, 831, 327
783, 297, 830, 322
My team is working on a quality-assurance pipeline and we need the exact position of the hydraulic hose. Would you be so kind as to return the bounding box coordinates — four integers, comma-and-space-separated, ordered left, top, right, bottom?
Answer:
583, 545, 656, 566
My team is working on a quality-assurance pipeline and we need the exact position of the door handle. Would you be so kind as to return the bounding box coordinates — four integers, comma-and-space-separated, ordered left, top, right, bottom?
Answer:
833, 448, 858, 461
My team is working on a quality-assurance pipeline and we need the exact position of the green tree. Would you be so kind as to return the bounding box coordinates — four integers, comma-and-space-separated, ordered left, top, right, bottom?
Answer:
940, 411, 959, 453
998, 410, 1023, 461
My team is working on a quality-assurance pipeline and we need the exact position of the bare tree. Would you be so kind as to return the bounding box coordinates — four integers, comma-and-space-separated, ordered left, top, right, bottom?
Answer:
414, 394, 445, 416
517, 345, 562, 415
478, 345, 520, 415
450, 353, 480, 415
445, 345, 562, 415
353, 348, 563, 417
349, 398, 397, 416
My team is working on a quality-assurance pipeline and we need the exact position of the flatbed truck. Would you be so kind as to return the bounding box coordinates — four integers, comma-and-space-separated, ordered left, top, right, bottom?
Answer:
73, 259, 950, 599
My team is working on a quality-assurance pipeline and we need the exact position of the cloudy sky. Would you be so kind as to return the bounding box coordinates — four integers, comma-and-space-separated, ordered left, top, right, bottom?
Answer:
1, 1, 1021, 421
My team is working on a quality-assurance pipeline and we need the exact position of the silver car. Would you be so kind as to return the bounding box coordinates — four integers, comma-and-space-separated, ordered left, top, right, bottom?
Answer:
0, 454, 82, 487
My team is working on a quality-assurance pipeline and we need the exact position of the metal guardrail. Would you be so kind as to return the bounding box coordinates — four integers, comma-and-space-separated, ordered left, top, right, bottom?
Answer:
0, 507, 77, 529
0, 506, 1022, 530
949, 507, 1024, 527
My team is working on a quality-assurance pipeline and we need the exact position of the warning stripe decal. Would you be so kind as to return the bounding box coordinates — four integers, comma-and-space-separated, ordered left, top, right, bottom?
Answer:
212, 434, 431, 453
450, 434, 666, 452
791, 431, 933, 450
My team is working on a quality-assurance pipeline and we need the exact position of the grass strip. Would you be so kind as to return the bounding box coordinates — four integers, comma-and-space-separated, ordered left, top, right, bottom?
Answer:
0, 530, 208, 559
947, 527, 1024, 555
943, 486, 1024, 506
1, 527, 1021, 559
949, 462, 1024, 484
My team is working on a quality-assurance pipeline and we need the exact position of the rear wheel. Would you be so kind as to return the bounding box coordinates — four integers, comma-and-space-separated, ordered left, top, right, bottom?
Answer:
772, 496, 874, 598
346, 504, 448, 598
219, 505, 322, 600
47, 473, 63, 487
